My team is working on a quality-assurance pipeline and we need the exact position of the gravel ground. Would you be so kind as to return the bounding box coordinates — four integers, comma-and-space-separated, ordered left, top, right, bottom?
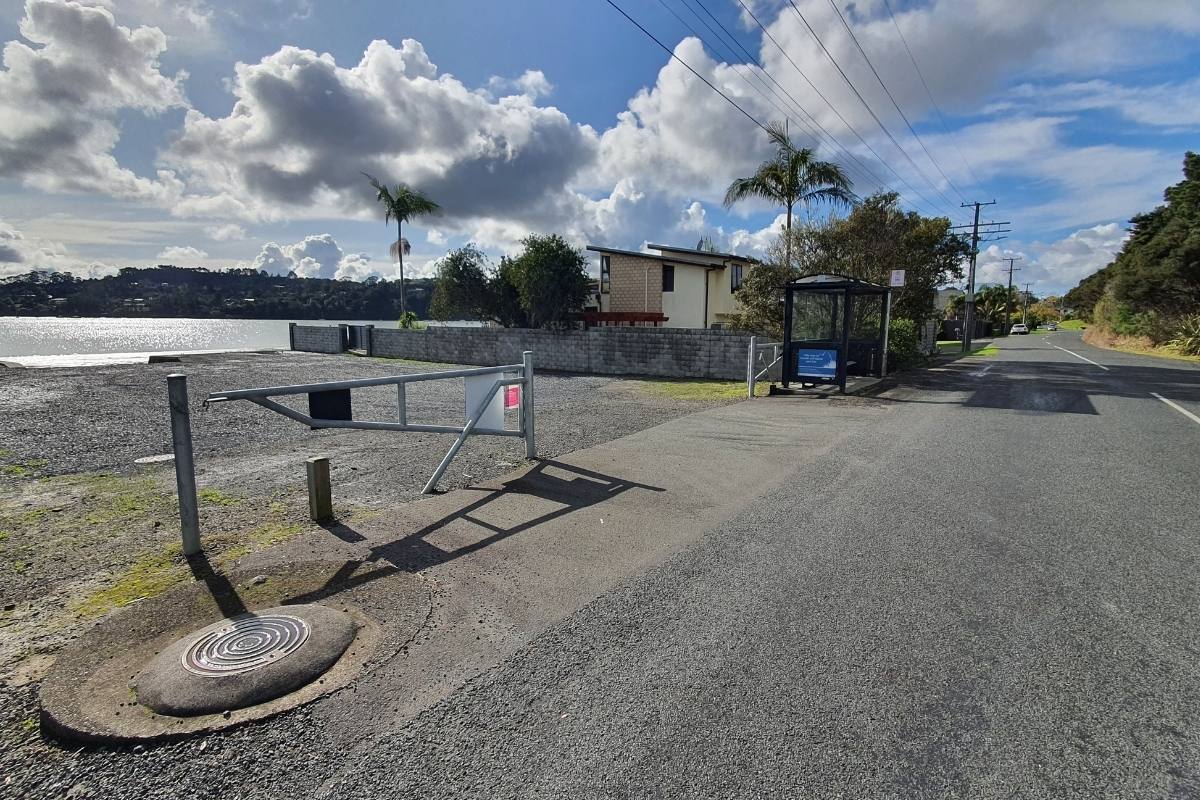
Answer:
0, 350, 734, 504
0, 350, 741, 781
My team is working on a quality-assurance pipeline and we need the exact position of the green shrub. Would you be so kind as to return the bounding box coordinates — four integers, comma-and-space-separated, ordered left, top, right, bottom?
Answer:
887, 318, 922, 369
1169, 316, 1200, 355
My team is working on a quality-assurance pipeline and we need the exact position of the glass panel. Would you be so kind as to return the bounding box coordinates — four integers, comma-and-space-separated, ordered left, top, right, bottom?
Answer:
791, 291, 841, 341
849, 294, 883, 340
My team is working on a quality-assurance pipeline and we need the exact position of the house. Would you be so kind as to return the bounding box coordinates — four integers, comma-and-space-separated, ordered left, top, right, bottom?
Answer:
584, 242, 759, 329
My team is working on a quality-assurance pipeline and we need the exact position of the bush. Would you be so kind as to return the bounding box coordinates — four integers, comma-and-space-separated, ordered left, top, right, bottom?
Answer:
887, 318, 922, 369
1169, 316, 1200, 355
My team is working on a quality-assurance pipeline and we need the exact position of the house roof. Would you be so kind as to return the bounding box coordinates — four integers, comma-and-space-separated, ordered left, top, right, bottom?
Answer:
585, 245, 721, 269
646, 243, 757, 262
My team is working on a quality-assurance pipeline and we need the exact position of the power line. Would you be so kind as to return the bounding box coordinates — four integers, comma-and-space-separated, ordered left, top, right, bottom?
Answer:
824, 0, 968, 204
785, 0, 966, 221
655, 0, 828, 156
683, 0, 888, 195
880, 0, 985, 193
736, 0, 956, 221
604, 0, 771, 136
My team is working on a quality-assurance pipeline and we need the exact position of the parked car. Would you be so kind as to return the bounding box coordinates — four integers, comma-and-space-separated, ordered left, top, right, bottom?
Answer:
1010, 323, 1029, 335
1046, 322, 1058, 331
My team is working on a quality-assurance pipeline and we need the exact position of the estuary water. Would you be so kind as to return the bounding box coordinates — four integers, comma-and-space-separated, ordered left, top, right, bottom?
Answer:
0, 317, 393, 367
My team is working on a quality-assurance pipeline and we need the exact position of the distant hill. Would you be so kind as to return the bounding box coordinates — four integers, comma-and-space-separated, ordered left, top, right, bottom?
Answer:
0, 266, 435, 320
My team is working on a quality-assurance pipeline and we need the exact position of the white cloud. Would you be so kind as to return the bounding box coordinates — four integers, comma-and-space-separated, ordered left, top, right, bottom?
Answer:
157, 244, 207, 261
1005, 79, 1200, 129
487, 69, 553, 99
975, 222, 1129, 295
245, 233, 393, 280
0, 217, 117, 277
425, 228, 446, 246
164, 38, 599, 235
0, 0, 187, 202
204, 223, 245, 241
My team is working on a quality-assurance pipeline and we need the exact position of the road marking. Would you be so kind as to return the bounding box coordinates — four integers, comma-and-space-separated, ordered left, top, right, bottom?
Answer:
970, 363, 993, 378
1052, 344, 1110, 370
1151, 393, 1200, 427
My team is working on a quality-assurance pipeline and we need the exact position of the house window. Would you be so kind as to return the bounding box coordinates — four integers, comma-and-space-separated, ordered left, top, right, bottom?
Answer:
600, 255, 610, 294
731, 264, 744, 292
662, 264, 674, 292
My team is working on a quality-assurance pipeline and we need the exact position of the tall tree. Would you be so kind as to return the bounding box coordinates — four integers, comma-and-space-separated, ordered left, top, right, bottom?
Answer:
509, 234, 591, 330
430, 245, 491, 321
362, 172, 440, 316
724, 121, 855, 265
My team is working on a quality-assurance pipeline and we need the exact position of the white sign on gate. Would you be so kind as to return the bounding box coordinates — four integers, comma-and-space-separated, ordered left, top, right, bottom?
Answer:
464, 374, 505, 430
890, 269, 906, 287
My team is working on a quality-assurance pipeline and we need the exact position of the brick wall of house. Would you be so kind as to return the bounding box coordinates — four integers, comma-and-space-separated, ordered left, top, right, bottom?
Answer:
607, 254, 662, 314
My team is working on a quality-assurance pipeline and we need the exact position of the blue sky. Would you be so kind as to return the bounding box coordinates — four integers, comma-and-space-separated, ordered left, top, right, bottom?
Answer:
1, 0, 1198, 295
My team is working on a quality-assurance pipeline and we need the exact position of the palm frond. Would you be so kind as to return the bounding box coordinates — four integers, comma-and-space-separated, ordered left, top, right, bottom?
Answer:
388, 237, 412, 260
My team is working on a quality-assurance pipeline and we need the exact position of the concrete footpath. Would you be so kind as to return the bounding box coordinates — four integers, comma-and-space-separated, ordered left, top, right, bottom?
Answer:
237, 390, 893, 732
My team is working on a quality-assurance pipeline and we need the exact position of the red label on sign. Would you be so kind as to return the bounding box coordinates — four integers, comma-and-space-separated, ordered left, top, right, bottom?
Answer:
504, 385, 521, 409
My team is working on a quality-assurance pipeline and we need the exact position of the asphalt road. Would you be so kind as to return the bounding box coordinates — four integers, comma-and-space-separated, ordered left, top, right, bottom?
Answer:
12, 333, 1200, 798
323, 331, 1200, 798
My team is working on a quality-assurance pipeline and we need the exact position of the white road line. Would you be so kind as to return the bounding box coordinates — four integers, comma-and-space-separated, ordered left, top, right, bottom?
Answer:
1052, 344, 1110, 370
1151, 392, 1200, 427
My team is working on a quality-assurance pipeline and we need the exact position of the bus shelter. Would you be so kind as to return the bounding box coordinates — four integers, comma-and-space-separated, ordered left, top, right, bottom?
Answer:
782, 274, 892, 393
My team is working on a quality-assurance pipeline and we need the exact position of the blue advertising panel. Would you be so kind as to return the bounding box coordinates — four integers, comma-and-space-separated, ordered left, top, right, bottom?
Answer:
797, 348, 838, 380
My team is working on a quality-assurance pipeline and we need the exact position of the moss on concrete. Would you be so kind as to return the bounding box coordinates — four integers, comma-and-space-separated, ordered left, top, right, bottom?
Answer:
72, 511, 306, 620
74, 543, 187, 619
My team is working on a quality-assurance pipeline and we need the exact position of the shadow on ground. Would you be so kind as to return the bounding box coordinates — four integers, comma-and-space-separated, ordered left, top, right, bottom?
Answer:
287, 460, 664, 605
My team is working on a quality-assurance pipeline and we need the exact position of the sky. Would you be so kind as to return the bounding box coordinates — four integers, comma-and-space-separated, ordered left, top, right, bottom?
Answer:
1, 0, 1198, 296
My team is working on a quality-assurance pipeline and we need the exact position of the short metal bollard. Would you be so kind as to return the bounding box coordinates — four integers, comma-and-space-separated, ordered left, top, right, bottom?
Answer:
306, 456, 333, 522
167, 374, 201, 556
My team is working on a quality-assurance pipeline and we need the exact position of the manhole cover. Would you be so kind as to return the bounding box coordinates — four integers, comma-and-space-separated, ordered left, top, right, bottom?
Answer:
183, 614, 310, 677
134, 604, 358, 717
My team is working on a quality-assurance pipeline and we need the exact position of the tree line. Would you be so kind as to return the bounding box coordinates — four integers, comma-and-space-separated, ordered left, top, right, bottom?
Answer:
0, 266, 435, 320
1064, 152, 1200, 354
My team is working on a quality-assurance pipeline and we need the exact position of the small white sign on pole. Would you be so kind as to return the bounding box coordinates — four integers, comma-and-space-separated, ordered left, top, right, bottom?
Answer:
890, 269, 906, 287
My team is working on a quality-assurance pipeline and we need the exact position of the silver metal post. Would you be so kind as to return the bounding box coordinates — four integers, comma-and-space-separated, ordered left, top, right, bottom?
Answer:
881, 293, 893, 378
747, 335, 757, 399
167, 374, 201, 556
522, 350, 535, 459
397, 382, 407, 426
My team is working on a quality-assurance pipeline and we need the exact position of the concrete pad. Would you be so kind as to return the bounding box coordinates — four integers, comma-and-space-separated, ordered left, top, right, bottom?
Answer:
135, 604, 357, 716
39, 560, 428, 743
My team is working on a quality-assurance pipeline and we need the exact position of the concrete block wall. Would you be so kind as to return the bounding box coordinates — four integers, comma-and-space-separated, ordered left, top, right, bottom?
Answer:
291, 324, 759, 380
290, 323, 341, 354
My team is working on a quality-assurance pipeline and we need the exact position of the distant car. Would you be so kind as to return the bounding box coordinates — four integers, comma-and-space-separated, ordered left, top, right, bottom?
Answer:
1010, 323, 1029, 335
1046, 323, 1058, 331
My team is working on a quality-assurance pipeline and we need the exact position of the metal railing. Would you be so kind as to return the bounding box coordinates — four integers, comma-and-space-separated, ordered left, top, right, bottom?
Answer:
167, 352, 536, 555
746, 336, 782, 398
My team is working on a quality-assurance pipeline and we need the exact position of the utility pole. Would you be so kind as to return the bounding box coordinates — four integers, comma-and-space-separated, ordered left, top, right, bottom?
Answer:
1022, 282, 1033, 324
959, 200, 996, 352
1003, 256, 1022, 336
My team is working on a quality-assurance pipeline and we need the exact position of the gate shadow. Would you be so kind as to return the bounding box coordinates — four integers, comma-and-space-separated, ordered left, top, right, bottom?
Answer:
287, 459, 664, 604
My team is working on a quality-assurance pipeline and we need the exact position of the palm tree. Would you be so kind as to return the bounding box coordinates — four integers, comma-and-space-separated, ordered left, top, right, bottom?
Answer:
362, 172, 440, 315
723, 121, 855, 267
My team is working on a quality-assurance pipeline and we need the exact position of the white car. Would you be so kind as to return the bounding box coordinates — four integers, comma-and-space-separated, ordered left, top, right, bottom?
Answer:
1010, 323, 1029, 335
